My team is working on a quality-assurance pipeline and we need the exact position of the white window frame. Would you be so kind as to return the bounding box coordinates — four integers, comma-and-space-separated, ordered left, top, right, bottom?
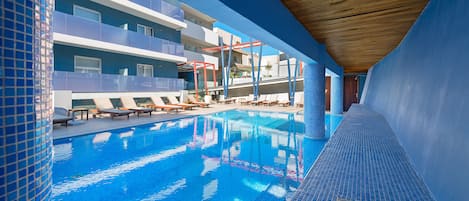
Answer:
74, 56, 102, 74
137, 64, 154, 77
137, 24, 154, 37
73, 5, 101, 22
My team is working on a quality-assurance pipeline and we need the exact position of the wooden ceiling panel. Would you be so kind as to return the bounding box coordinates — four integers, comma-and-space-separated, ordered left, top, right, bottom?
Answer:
281, 0, 428, 72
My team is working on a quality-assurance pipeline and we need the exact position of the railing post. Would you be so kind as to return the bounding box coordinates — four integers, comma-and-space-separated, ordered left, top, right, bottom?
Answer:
193, 61, 199, 100
212, 64, 217, 88
203, 63, 208, 95
250, 38, 257, 100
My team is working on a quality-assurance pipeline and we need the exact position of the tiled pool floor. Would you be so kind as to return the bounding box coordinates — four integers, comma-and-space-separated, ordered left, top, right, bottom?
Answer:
293, 104, 434, 201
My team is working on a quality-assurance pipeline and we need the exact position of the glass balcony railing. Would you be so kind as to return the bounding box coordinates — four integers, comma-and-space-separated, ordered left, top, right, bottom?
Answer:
129, 0, 184, 21
53, 71, 185, 92
53, 11, 184, 57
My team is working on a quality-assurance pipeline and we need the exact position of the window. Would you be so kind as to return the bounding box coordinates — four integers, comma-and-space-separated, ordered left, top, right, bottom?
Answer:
137, 64, 154, 77
74, 56, 101, 74
137, 24, 154, 37
73, 5, 101, 22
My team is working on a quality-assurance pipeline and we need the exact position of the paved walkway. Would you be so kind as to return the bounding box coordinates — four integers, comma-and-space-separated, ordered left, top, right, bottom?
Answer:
52, 104, 303, 139
292, 104, 434, 201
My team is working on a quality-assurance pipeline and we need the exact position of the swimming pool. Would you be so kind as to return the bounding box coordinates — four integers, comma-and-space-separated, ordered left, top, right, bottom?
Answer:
52, 110, 342, 200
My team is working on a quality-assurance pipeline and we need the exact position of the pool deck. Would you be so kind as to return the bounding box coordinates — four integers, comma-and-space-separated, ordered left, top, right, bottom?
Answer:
52, 104, 304, 139
292, 104, 434, 201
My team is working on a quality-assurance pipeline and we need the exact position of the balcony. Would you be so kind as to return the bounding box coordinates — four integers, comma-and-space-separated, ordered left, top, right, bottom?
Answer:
184, 50, 219, 70
182, 20, 219, 46
130, 0, 184, 21
90, 0, 186, 30
53, 71, 185, 93
53, 12, 186, 63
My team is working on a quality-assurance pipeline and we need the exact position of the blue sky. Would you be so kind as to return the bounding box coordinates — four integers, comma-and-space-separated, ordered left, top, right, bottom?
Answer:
214, 22, 280, 56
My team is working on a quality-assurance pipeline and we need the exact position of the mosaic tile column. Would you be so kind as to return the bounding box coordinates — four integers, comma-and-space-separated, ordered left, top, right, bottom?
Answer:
303, 63, 325, 139
1, 0, 54, 200
330, 72, 344, 115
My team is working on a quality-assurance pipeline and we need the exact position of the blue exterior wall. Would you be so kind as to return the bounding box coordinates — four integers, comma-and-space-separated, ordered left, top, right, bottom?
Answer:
179, 72, 195, 89
54, 44, 178, 78
55, 0, 181, 43
363, 1, 469, 200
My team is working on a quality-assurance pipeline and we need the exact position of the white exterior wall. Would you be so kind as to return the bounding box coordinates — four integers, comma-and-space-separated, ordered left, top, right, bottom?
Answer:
90, 0, 186, 30
53, 90, 73, 109
278, 58, 300, 77
214, 28, 242, 45
182, 20, 219, 46
184, 50, 219, 70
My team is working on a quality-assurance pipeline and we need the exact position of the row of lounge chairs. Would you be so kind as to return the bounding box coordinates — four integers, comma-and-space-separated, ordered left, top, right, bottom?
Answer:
223, 92, 304, 107
53, 95, 210, 126
94, 95, 209, 119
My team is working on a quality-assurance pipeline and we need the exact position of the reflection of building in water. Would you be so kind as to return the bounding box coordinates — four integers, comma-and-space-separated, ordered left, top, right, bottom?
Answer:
188, 117, 220, 149
178, 118, 194, 128
119, 130, 134, 150
205, 111, 305, 184
92, 132, 111, 144
53, 142, 73, 162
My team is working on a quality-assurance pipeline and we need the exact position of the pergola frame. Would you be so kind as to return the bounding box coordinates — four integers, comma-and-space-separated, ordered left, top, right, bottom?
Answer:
206, 36, 264, 99
190, 61, 217, 100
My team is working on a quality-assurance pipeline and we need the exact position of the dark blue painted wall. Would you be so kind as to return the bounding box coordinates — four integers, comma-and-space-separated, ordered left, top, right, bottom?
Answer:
54, 44, 178, 78
363, 1, 469, 200
179, 72, 194, 89
55, 0, 181, 43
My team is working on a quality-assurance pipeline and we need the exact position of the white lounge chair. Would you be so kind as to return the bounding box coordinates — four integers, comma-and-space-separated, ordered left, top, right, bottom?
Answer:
239, 94, 254, 105
120, 96, 153, 117
148, 96, 182, 113
263, 94, 279, 106
93, 98, 132, 119
277, 93, 290, 107
187, 95, 210, 108
167, 96, 197, 110
294, 92, 304, 107
250, 95, 267, 105
219, 95, 236, 104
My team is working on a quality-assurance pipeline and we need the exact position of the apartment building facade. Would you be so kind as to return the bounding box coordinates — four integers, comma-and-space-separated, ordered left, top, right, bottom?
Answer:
178, 4, 219, 89
52, 0, 188, 107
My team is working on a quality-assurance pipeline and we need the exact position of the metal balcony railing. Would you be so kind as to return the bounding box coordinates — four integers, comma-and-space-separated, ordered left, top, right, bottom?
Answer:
130, 0, 184, 21
53, 11, 184, 57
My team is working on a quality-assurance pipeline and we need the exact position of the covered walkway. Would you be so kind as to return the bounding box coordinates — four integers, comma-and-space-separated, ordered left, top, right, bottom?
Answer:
293, 105, 433, 200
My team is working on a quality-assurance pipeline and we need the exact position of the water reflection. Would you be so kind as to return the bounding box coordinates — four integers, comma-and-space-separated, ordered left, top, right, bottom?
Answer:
52, 110, 342, 201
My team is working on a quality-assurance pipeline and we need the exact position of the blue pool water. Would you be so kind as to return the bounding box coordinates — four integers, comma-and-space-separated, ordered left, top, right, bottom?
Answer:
52, 110, 342, 201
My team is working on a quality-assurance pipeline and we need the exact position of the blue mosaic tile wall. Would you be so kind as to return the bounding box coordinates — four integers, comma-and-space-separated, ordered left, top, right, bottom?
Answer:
1, 0, 54, 200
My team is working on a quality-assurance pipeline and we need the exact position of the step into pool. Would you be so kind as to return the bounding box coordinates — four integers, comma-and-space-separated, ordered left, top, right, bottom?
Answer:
52, 110, 342, 200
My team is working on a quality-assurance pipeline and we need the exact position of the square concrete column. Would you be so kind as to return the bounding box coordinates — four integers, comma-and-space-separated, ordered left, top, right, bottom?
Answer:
303, 63, 325, 138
